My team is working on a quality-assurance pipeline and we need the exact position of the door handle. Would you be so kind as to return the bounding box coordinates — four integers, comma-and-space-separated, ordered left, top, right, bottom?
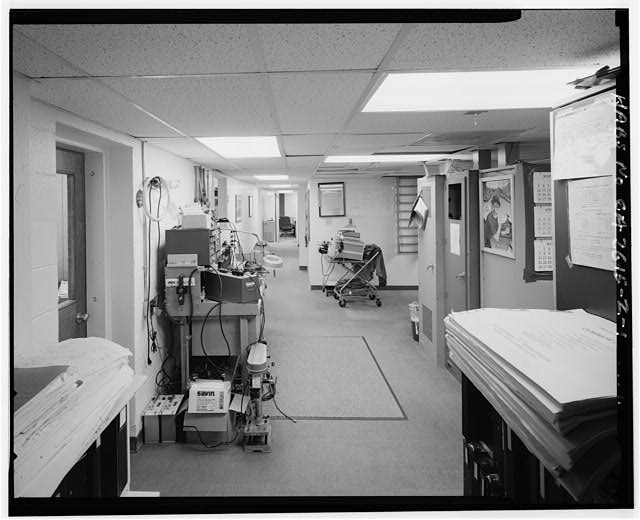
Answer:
455, 272, 466, 280
75, 312, 90, 324
426, 264, 434, 271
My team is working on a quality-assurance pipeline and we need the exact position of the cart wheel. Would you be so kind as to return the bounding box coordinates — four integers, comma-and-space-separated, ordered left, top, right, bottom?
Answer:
339, 299, 347, 308
334, 292, 340, 300
368, 293, 376, 300
376, 299, 382, 307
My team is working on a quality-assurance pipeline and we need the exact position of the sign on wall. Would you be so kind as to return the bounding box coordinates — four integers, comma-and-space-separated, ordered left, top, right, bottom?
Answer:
318, 182, 345, 217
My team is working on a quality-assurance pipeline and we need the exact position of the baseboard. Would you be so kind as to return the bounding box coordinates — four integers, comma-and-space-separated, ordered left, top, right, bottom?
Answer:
129, 432, 144, 453
123, 490, 161, 497
299, 266, 308, 271
311, 285, 418, 291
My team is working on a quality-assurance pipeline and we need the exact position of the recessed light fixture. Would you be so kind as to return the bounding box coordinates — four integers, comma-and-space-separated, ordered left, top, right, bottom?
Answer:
196, 136, 281, 158
269, 184, 294, 189
362, 69, 595, 112
324, 154, 449, 163
254, 174, 289, 181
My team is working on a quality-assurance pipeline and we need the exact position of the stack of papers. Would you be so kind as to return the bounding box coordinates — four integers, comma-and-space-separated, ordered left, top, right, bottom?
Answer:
444, 308, 618, 501
14, 338, 134, 497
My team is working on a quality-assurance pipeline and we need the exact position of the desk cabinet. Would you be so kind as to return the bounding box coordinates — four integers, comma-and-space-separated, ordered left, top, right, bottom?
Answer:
52, 407, 128, 498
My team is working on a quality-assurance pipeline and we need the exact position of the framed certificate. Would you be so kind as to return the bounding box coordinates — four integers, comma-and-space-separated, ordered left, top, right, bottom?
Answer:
318, 182, 345, 217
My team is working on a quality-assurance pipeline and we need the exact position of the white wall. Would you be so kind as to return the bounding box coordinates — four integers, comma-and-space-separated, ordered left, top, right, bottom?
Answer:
224, 177, 262, 254
284, 192, 297, 220
308, 177, 418, 287
298, 184, 308, 268
12, 73, 33, 356
16, 88, 203, 439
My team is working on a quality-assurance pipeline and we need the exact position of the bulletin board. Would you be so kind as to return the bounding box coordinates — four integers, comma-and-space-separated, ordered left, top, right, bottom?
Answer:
551, 86, 616, 322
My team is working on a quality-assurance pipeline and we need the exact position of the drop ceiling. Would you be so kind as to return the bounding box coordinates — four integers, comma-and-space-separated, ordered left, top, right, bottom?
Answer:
12, 11, 621, 184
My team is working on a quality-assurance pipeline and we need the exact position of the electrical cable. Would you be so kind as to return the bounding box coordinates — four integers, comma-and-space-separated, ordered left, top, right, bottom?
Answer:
218, 299, 232, 357
180, 425, 239, 449
200, 302, 227, 374
141, 176, 172, 222
272, 395, 297, 424
146, 183, 154, 364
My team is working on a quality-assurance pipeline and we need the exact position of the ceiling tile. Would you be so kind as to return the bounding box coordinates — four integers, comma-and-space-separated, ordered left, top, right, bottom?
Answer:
282, 134, 335, 156
270, 72, 373, 133
330, 133, 426, 153
30, 78, 181, 137
387, 10, 619, 72
347, 109, 551, 140
12, 30, 81, 77
258, 24, 402, 71
144, 138, 240, 169
230, 158, 288, 170
16, 24, 260, 76
103, 76, 276, 136
285, 156, 323, 171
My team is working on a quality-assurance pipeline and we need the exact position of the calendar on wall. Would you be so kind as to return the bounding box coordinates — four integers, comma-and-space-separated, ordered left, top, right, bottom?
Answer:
534, 239, 554, 272
532, 172, 553, 272
523, 166, 553, 282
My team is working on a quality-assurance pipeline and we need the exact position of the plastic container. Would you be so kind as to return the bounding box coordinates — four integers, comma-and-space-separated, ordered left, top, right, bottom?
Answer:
409, 301, 420, 341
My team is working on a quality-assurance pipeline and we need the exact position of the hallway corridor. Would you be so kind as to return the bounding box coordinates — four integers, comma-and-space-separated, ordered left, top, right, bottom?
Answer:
130, 238, 463, 496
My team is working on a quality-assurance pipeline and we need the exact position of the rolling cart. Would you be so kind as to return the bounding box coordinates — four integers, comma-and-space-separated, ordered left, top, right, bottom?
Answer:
329, 251, 382, 308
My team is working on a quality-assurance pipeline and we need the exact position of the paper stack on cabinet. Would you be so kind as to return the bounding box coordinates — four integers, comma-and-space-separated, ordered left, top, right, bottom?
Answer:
444, 308, 618, 501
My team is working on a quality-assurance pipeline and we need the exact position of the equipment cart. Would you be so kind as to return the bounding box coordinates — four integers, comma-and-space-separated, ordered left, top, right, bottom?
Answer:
329, 251, 382, 308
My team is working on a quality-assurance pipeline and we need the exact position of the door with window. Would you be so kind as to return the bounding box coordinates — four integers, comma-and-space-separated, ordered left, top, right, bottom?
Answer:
444, 170, 480, 378
57, 148, 88, 340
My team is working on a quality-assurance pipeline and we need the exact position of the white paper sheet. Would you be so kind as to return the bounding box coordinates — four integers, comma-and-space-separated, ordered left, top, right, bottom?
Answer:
446, 308, 616, 406
534, 239, 554, 272
533, 171, 552, 203
552, 90, 616, 181
567, 175, 615, 271
534, 205, 553, 237
449, 222, 460, 256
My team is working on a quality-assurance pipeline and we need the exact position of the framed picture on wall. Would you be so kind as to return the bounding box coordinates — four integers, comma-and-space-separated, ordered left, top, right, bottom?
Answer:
248, 195, 254, 217
235, 194, 242, 223
480, 174, 515, 258
318, 182, 345, 217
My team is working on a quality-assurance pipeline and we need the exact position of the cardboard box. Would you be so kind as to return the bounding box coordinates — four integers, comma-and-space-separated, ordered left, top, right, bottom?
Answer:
183, 411, 235, 444
180, 213, 210, 229
188, 380, 231, 413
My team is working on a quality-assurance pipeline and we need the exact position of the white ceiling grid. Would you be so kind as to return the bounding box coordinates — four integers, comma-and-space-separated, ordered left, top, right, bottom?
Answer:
12, 11, 621, 181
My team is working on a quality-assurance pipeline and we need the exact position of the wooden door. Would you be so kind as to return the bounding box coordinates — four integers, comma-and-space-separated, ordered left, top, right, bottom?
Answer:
57, 148, 88, 340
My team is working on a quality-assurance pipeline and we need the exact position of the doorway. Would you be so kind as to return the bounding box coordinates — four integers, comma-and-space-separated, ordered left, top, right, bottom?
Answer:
443, 170, 480, 379
56, 147, 88, 341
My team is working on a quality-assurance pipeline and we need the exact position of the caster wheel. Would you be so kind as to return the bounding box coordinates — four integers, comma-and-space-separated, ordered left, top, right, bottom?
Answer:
334, 292, 340, 300
368, 294, 376, 300
376, 299, 382, 307
339, 299, 346, 308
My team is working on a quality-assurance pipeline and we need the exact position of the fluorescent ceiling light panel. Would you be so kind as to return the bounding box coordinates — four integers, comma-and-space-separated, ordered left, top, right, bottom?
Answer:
325, 154, 449, 163
363, 69, 595, 112
269, 184, 294, 188
254, 174, 289, 181
196, 136, 281, 158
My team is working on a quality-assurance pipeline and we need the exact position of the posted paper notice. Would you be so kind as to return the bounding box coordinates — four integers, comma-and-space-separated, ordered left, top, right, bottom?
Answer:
567, 176, 615, 271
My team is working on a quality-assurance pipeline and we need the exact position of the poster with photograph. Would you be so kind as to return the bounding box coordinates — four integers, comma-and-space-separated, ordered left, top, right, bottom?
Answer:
481, 174, 515, 258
